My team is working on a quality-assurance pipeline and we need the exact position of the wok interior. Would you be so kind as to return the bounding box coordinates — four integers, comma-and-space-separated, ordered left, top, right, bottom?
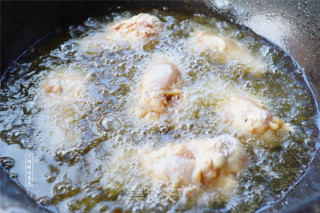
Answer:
1, 1, 319, 212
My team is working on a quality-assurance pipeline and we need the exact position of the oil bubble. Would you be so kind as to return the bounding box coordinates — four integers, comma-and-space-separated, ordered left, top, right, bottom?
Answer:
101, 115, 122, 131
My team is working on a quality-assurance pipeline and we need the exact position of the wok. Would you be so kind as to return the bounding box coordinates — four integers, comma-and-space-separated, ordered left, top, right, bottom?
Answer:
1, 1, 319, 212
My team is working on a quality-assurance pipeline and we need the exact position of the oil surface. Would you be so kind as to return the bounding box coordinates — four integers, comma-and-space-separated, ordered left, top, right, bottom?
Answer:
0, 9, 319, 213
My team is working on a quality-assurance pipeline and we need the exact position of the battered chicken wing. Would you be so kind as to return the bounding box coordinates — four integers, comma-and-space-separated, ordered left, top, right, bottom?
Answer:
191, 31, 266, 76
219, 96, 292, 146
40, 69, 87, 147
193, 31, 237, 54
135, 61, 182, 120
42, 71, 85, 101
141, 135, 248, 197
110, 13, 162, 42
79, 13, 162, 54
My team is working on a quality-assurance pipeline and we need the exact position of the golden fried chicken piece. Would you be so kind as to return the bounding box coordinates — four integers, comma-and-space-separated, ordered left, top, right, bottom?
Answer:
110, 13, 162, 42
193, 31, 237, 54
79, 13, 162, 54
191, 31, 266, 76
219, 96, 292, 146
135, 61, 182, 120
141, 135, 248, 197
40, 70, 87, 147
42, 71, 84, 101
